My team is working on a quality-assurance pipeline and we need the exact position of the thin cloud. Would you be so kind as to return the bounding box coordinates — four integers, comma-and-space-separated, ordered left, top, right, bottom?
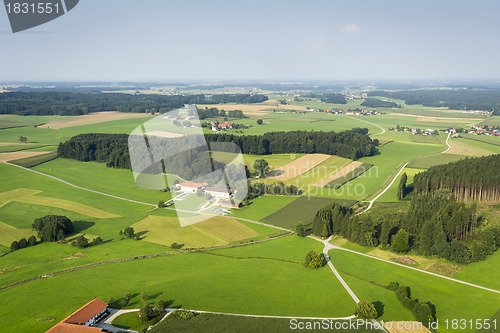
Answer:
340, 24, 360, 34
302, 36, 329, 52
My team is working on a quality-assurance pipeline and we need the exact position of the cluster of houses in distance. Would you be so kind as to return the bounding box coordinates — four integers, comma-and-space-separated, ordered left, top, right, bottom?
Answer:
307, 108, 381, 115
452, 125, 500, 137
462, 110, 490, 115
389, 126, 438, 135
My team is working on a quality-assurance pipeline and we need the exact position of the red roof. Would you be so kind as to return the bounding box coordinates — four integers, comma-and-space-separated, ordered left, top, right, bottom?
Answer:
179, 181, 208, 188
46, 299, 108, 333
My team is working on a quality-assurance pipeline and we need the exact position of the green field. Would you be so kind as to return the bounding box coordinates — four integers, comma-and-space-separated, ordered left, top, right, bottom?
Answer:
479, 116, 500, 126
261, 196, 356, 229
325, 163, 373, 189
230, 195, 297, 221
288, 155, 352, 189
329, 249, 500, 333
9, 152, 58, 167
33, 158, 170, 205
152, 314, 380, 333
311, 140, 443, 201
0, 241, 355, 332
112, 311, 143, 331
377, 167, 425, 202
455, 250, 500, 291
407, 153, 467, 169
131, 215, 265, 248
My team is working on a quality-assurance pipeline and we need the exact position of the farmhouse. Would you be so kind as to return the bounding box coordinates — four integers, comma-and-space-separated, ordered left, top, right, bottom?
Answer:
178, 181, 208, 193
46, 298, 108, 332
205, 185, 232, 199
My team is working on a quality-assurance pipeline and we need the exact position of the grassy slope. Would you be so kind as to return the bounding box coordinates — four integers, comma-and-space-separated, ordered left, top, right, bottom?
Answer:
152, 314, 380, 333
329, 250, 499, 333
1, 247, 355, 332
230, 195, 298, 221
33, 158, 170, 205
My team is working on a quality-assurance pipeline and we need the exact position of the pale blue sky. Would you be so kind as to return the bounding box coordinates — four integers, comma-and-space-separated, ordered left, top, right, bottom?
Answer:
0, 0, 499, 81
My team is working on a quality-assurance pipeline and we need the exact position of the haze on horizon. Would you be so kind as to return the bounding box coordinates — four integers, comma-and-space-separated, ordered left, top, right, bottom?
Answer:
1, 0, 499, 82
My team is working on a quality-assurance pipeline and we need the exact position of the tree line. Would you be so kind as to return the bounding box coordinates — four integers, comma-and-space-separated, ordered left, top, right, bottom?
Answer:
195, 107, 246, 120
205, 128, 377, 160
368, 89, 500, 115
360, 98, 399, 108
413, 154, 500, 203
0, 92, 267, 116
58, 129, 377, 174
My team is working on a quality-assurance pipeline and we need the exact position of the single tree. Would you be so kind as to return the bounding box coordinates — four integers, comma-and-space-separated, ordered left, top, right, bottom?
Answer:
123, 227, 135, 239
27, 235, 37, 246
18, 238, 28, 248
303, 250, 325, 268
354, 301, 378, 319
295, 223, 306, 237
397, 173, 407, 200
256, 119, 263, 125
10, 240, 20, 251
392, 229, 409, 253
252, 159, 269, 178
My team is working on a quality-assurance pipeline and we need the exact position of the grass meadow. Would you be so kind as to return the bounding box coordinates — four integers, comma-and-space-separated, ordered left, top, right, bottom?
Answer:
1, 246, 355, 332
152, 314, 381, 333
329, 249, 500, 333
230, 195, 298, 221
261, 196, 356, 229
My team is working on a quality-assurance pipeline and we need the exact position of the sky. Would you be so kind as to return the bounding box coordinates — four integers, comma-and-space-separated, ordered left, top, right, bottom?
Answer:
0, 0, 499, 81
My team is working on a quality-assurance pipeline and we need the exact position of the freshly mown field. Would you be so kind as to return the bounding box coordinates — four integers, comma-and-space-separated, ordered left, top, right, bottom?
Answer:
8, 151, 58, 167
286, 155, 352, 189
261, 196, 356, 229
0, 222, 34, 247
0, 188, 119, 220
329, 250, 500, 333
151, 314, 380, 333
130, 215, 261, 248
0, 243, 355, 332
230, 195, 297, 221
324, 162, 373, 189
269, 154, 332, 181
